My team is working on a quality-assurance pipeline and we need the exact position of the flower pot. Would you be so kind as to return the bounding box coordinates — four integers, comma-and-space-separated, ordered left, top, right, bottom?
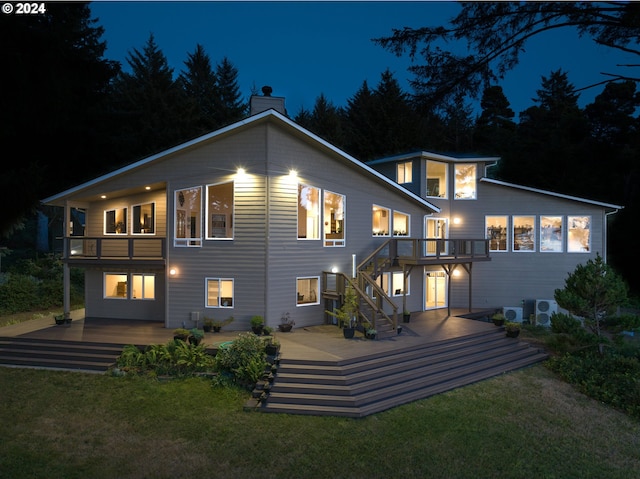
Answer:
343, 327, 355, 339
403, 313, 411, 323
213, 326, 221, 333
265, 344, 279, 356
493, 319, 505, 327
506, 329, 520, 338
251, 326, 264, 335
278, 324, 293, 332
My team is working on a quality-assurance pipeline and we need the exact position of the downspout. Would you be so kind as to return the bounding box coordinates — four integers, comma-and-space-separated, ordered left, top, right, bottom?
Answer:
264, 127, 270, 324
604, 209, 619, 263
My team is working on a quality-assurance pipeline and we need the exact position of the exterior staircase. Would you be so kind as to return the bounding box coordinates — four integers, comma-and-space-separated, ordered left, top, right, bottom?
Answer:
0, 336, 125, 372
250, 327, 548, 418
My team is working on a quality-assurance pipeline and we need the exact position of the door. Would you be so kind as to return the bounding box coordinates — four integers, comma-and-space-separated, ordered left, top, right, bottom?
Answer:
425, 218, 448, 256
424, 270, 447, 310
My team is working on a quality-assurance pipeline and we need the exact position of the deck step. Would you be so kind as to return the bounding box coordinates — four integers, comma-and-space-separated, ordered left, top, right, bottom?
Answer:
0, 337, 126, 372
252, 329, 548, 417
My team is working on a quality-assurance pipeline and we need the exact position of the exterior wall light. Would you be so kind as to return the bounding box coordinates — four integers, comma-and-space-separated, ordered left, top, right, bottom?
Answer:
331, 266, 338, 273
453, 217, 461, 225
169, 268, 178, 276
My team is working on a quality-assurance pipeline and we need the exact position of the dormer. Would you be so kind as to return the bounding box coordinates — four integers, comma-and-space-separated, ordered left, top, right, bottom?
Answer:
366, 151, 500, 202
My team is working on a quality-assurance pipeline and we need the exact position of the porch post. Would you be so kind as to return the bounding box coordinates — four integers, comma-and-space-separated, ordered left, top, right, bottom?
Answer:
63, 202, 71, 320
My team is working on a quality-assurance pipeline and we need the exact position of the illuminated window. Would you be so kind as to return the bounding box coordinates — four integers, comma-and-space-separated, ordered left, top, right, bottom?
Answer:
296, 277, 319, 306
105, 273, 128, 299
298, 184, 320, 239
486, 216, 508, 252
393, 211, 410, 236
175, 187, 202, 247
131, 273, 155, 299
392, 272, 409, 296
105, 208, 127, 235
454, 163, 476, 199
397, 161, 413, 184
132, 202, 155, 234
426, 160, 447, 198
568, 216, 591, 252
372, 205, 390, 236
206, 278, 234, 308
206, 182, 234, 239
324, 190, 345, 247
540, 216, 563, 252
512, 215, 535, 252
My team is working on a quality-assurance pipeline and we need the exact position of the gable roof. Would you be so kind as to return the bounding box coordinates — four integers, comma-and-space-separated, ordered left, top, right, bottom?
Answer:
481, 177, 623, 211
42, 109, 440, 213
367, 150, 501, 165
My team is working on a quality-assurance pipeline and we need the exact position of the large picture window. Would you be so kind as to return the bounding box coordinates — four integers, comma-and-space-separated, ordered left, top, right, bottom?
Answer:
324, 190, 345, 247
175, 187, 202, 247
206, 278, 234, 308
426, 160, 447, 198
105, 208, 127, 235
131, 273, 155, 299
454, 163, 476, 199
132, 202, 155, 234
206, 182, 234, 239
540, 216, 563, 252
298, 184, 320, 240
372, 205, 390, 236
297, 277, 319, 306
512, 215, 535, 251
486, 216, 508, 252
568, 216, 591, 252
392, 272, 409, 296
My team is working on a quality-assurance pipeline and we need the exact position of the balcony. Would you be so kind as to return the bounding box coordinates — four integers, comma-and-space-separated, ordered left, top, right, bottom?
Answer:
63, 237, 166, 268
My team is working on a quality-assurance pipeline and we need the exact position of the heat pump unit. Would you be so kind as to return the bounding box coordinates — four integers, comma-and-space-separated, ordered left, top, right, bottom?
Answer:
503, 307, 523, 322
535, 299, 558, 327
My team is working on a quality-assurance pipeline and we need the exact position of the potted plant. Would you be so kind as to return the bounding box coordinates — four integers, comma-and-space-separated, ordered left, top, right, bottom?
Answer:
492, 312, 506, 326
212, 316, 234, 332
366, 328, 377, 340
264, 337, 280, 356
279, 311, 295, 332
188, 328, 204, 345
203, 318, 214, 332
250, 315, 264, 335
403, 310, 411, 323
263, 325, 274, 336
54, 314, 65, 325
325, 284, 359, 339
505, 321, 521, 338
172, 328, 190, 342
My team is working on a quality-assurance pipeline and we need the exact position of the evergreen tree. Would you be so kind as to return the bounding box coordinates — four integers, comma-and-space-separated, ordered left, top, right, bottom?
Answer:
473, 86, 516, 158
179, 44, 219, 136
294, 94, 345, 148
215, 57, 247, 126
0, 2, 118, 236
109, 34, 196, 163
343, 80, 377, 159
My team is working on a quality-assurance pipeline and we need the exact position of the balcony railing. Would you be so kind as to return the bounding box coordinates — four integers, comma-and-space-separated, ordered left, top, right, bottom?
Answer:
394, 238, 490, 263
65, 237, 166, 261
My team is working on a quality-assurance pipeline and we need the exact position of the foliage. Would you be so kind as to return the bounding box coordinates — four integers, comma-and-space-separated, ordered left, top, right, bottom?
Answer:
550, 312, 583, 335
172, 328, 190, 339
554, 253, 628, 340
189, 328, 204, 340
114, 340, 216, 377
325, 284, 359, 328
213, 332, 267, 387
504, 321, 520, 332
280, 311, 295, 326
250, 315, 264, 328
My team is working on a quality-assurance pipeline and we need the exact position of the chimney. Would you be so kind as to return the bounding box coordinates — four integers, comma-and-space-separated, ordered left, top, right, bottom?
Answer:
249, 85, 287, 116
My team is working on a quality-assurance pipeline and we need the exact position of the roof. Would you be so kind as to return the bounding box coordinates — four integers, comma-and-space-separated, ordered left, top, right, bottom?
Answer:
41, 109, 440, 213
366, 151, 501, 166
480, 178, 623, 211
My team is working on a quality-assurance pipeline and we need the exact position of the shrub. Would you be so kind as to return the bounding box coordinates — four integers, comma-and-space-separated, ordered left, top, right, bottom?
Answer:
550, 312, 582, 334
214, 332, 267, 387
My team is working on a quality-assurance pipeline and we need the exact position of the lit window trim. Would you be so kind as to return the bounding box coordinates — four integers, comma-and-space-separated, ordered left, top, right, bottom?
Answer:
486, 215, 509, 252
324, 189, 346, 248
131, 202, 156, 235
131, 273, 156, 300
426, 159, 448, 199
567, 215, 591, 253
104, 207, 128, 235
540, 215, 564, 253
396, 161, 413, 184
104, 272, 128, 299
174, 186, 203, 247
453, 163, 477, 200
298, 183, 321, 241
393, 210, 410, 237
512, 215, 536, 252
392, 272, 410, 297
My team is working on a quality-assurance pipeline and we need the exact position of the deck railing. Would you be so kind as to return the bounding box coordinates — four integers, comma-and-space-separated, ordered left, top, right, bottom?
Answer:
64, 237, 166, 260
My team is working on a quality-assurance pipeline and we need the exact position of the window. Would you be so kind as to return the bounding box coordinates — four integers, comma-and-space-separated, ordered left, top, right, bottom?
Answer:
372, 205, 390, 236
540, 216, 563, 252
105, 208, 127, 235
298, 184, 320, 239
175, 187, 202, 247
486, 216, 508, 252
454, 163, 476, 199
297, 277, 319, 306
397, 161, 412, 184
105, 273, 128, 299
426, 160, 447, 198
392, 272, 409, 296
324, 190, 345, 247
512, 215, 535, 251
206, 182, 234, 239
131, 273, 155, 299
206, 278, 234, 308
568, 216, 591, 252
132, 202, 155, 234
393, 211, 410, 236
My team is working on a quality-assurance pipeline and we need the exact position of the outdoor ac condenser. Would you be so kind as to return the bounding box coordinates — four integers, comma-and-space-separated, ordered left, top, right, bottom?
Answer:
535, 299, 558, 327
503, 307, 523, 322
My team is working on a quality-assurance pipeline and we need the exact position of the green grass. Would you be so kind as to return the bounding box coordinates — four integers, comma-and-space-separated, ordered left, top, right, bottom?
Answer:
1, 365, 638, 479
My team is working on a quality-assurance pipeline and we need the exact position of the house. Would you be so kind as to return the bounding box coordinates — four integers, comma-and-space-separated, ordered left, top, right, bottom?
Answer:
42, 90, 622, 332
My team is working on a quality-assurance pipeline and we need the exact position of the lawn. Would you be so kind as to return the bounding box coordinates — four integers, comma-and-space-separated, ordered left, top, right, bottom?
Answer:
1, 364, 638, 479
